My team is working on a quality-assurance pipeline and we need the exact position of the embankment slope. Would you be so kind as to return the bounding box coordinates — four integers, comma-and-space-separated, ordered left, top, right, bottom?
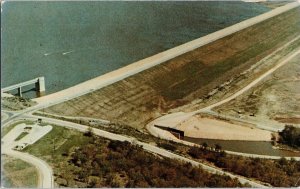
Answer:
44, 7, 300, 129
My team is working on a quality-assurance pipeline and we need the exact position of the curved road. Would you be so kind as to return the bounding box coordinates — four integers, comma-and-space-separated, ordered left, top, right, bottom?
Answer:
2, 3, 299, 188
22, 114, 268, 188
146, 45, 300, 159
2, 149, 54, 188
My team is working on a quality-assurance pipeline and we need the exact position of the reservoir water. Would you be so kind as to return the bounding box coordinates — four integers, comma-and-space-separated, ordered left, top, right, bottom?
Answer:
1, 1, 270, 97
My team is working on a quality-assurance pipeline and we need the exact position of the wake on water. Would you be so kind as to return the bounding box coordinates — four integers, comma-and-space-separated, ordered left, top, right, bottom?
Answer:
44, 50, 75, 56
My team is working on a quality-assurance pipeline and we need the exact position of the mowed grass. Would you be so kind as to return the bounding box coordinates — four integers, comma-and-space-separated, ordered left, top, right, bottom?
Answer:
44, 8, 300, 129
14, 132, 29, 141
22, 125, 98, 187
2, 155, 38, 188
24, 125, 92, 161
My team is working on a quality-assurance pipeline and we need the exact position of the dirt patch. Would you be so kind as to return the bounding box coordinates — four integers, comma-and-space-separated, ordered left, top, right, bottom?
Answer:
176, 115, 272, 141
43, 8, 300, 129
215, 53, 300, 127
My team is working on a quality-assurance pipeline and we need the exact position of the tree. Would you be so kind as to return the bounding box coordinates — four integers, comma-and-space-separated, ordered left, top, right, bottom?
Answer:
202, 142, 208, 149
215, 144, 222, 152
84, 126, 94, 137
188, 146, 202, 159
279, 125, 300, 147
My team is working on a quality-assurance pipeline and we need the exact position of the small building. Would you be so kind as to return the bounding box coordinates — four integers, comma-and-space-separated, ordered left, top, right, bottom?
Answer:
38, 118, 42, 124
154, 125, 185, 140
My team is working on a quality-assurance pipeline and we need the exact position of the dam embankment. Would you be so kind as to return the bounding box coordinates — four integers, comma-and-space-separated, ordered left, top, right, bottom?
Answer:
35, 2, 299, 105
2, 1, 270, 96
42, 3, 300, 129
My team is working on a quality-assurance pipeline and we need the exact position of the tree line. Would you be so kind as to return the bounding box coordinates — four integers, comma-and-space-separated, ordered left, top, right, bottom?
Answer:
66, 137, 243, 188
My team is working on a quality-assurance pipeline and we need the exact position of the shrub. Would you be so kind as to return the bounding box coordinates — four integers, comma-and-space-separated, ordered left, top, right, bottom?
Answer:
157, 142, 177, 151
279, 125, 300, 148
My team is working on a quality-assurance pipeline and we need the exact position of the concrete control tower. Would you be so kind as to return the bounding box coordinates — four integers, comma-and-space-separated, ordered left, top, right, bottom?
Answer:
1, 76, 46, 97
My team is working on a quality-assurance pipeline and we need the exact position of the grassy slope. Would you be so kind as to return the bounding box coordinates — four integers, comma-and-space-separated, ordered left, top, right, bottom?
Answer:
2, 155, 38, 188
44, 8, 300, 129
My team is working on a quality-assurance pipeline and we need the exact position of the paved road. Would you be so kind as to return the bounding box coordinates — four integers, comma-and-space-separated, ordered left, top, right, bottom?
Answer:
30, 2, 299, 110
1, 3, 299, 188
22, 114, 268, 188
2, 2, 299, 125
2, 149, 54, 188
198, 46, 300, 113
146, 44, 300, 159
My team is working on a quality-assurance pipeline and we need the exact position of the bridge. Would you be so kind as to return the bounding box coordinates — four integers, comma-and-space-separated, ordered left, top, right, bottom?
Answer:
1, 77, 46, 97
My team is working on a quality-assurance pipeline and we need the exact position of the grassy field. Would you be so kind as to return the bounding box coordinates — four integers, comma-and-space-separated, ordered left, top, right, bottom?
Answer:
24, 124, 92, 163
19, 123, 300, 187
44, 7, 300, 129
2, 155, 38, 188
22, 126, 243, 188
14, 132, 29, 141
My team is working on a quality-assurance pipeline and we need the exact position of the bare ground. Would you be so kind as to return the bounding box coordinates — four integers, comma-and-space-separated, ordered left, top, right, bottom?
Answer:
43, 8, 300, 129
215, 53, 300, 127
175, 115, 272, 141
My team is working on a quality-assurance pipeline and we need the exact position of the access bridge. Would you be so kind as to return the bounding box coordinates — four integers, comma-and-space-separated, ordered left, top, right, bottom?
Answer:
1, 77, 46, 97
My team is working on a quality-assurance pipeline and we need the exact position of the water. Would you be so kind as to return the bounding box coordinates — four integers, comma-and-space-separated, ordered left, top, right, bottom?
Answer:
1, 1, 270, 97
184, 137, 300, 157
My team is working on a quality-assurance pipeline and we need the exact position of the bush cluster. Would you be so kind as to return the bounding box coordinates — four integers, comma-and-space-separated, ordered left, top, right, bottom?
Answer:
69, 139, 242, 187
188, 146, 300, 187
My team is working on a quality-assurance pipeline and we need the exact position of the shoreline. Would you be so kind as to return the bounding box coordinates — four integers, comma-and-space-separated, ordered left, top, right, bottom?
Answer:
33, 2, 299, 108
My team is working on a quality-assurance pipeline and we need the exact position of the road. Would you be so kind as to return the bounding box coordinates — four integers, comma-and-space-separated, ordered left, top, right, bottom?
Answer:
2, 2, 299, 125
2, 149, 54, 188
146, 43, 300, 158
29, 1, 298, 110
21, 114, 268, 188
1, 3, 299, 188
198, 46, 300, 113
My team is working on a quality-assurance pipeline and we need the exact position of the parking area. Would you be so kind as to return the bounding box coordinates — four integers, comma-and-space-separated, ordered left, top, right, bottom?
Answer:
2, 122, 52, 151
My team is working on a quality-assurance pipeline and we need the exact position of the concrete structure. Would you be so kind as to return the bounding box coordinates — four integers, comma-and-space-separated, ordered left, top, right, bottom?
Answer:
34, 2, 300, 106
154, 125, 185, 139
1, 77, 45, 97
